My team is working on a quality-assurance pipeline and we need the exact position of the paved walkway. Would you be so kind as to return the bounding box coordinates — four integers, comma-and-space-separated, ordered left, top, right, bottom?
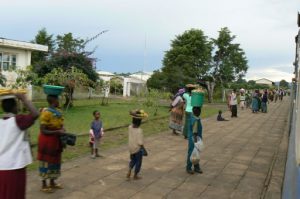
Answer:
27, 98, 290, 199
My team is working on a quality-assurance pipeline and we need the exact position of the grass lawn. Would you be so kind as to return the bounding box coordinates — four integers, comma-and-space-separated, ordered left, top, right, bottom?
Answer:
1, 97, 225, 170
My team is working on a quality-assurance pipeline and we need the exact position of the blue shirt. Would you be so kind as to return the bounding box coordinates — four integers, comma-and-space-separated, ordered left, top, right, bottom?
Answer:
91, 120, 103, 139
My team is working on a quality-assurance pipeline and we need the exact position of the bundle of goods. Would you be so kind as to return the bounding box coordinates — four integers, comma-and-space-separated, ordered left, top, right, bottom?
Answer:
0, 88, 27, 99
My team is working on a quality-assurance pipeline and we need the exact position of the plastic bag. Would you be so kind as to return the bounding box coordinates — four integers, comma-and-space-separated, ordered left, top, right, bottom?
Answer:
190, 137, 204, 165
195, 137, 204, 152
190, 146, 200, 165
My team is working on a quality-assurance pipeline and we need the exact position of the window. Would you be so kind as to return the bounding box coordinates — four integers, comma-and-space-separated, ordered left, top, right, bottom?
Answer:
0, 53, 17, 71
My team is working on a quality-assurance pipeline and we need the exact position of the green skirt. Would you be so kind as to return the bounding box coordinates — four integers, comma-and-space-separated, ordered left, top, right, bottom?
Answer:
183, 112, 192, 138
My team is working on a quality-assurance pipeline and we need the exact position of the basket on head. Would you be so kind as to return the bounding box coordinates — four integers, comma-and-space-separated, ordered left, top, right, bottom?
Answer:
191, 88, 205, 107
43, 85, 65, 96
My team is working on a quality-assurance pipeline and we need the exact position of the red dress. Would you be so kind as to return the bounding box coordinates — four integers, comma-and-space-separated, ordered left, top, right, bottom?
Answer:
37, 108, 64, 164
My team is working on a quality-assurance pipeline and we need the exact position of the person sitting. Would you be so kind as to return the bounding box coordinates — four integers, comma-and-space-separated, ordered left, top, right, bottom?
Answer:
217, 110, 228, 121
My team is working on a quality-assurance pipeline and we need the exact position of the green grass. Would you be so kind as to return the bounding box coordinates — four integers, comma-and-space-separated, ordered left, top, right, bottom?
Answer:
1, 98, 223, 170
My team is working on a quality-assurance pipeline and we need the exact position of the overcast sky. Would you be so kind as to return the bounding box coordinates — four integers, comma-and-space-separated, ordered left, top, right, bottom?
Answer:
1, 0, 299, 81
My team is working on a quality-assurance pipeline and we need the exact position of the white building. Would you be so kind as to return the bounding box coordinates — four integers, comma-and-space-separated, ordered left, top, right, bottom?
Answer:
97, 70, 115, 82
129, 71, 153, 82
97, 71, 116, 97
0, 38, 48, 86
255, 78, 275, 86
97, 70, 154, 97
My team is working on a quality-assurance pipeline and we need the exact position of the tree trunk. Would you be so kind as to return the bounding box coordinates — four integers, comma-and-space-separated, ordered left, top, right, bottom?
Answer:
206, 81, 215, 103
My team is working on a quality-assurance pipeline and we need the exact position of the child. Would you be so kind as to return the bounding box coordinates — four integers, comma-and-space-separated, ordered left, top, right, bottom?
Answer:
127, 109, 148, 180
186, 106, 203, 174
90, 110, 104, 159
217, 110, 228, 121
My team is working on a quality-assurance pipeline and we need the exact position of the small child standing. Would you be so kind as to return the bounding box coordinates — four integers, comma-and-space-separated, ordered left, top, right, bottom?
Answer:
90, 110, 104, 159
127, 109, 148, 180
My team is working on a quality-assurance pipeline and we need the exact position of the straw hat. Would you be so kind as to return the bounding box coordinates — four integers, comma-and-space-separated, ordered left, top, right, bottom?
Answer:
129, 109, 148, 119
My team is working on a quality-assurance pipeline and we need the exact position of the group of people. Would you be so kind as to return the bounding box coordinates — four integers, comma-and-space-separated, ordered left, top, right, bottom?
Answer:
0, 92, 66, 198
227, 88, 287, 117
0, 89, 151, 198
169, 84, 203, 174
0, 84, 289, 198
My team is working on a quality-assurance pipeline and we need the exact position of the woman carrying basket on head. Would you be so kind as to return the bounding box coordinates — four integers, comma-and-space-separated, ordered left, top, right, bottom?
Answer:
37, 86, 66, 193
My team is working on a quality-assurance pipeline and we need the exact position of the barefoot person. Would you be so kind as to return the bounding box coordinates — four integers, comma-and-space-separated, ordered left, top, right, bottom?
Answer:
0, 93, 39, 199
37, 92, 65, 193
127, 109, 148, 180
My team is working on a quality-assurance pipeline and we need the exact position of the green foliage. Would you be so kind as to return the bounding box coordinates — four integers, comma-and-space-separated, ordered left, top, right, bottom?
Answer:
147, 27, 248, 100
43, 66, 90, 87
31, 28, 55, 64
148, 29, 212, 93
110, 78, 123, 95
56, 33, 85, 53
44, 67, 91, 108
279, 79, 289, 89
210, 27, 248, 87
146, 70, 168, 90
12, 66, 41, 89
33, 51, 98, 82
31, 30, 99, 84
0, 73, 6, 87
143, 89, 171, 116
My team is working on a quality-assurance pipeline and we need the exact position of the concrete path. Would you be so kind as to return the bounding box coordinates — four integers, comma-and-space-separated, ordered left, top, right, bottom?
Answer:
27, 98, 290, 199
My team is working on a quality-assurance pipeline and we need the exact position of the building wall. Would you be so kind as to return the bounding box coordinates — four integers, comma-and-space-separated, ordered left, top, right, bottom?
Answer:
0, 46, 31, 69
0, 47, 32, 86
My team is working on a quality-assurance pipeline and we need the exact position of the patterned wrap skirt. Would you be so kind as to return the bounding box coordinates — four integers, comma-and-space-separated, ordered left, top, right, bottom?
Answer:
169, 104, 184, 132
37, 132, 63, 180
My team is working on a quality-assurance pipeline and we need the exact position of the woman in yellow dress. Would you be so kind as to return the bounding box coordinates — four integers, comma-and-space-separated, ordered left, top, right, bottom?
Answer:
37, 95, 65, 193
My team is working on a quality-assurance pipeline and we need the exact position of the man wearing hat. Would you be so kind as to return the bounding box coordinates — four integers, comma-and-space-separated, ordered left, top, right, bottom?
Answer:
0, 93, 39, 199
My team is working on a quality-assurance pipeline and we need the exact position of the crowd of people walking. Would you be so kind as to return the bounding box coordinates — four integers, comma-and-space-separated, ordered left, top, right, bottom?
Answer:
0, 84, 289, 199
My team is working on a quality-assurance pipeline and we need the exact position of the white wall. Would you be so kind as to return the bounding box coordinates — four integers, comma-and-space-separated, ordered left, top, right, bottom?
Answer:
0, 46, 31, 69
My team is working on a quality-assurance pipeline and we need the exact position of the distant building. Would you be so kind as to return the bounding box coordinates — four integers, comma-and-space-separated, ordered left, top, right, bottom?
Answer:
97, 70, 115, 81
255, 78, 275, 87
97, 70, 154, 97
129, 71, 153, 82
0, 38, 48, 86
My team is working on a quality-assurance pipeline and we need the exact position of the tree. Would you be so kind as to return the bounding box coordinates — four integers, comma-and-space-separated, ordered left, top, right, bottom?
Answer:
31, 28, 55, 64
146, 70, 168, 90
56, 33, 85, 53
12, 66, 41, 89
43, 67, 91, 108
279, 79, 289, 89
31, 31, 103, 84
206, 27, 248, 101
148, 29, 212, 93
34, 51, 98, 82
0, 73, 6, 87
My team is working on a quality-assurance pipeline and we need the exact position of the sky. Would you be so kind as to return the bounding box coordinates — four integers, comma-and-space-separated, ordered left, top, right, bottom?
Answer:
0, 0, 299, 81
